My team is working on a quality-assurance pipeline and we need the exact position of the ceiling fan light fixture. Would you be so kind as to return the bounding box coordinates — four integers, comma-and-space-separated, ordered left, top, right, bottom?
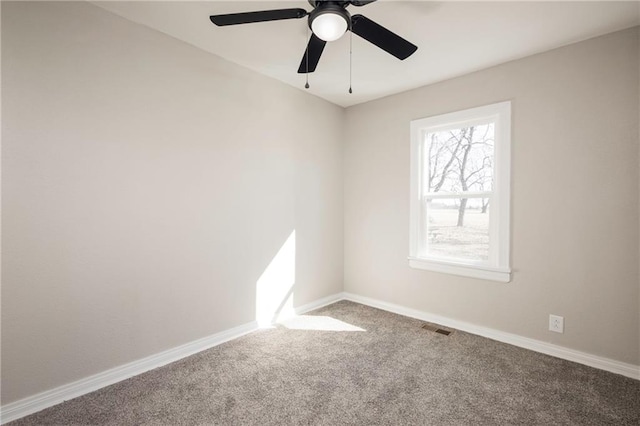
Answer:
210, 0, 419, 76
310, 8, 350, 42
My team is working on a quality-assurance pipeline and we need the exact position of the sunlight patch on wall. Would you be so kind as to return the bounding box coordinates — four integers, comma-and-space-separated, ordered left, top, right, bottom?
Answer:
256, 230, 296, 327
279, 315, 366, 332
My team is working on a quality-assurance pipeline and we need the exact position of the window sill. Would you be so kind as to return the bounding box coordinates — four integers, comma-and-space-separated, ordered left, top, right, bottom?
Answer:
408, 257, 511, 282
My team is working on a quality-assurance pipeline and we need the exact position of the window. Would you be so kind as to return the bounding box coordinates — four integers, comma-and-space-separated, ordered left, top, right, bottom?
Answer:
409, 102, 511, 282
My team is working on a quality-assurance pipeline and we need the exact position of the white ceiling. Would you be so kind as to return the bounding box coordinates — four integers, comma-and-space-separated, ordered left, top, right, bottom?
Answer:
94, 1, 640, 107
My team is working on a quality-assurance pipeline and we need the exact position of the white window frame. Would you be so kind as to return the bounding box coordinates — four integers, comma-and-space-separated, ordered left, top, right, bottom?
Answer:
409, 101, 511, 282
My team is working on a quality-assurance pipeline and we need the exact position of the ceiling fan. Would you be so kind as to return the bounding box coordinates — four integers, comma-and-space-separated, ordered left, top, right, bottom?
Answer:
209, 0, 418, 74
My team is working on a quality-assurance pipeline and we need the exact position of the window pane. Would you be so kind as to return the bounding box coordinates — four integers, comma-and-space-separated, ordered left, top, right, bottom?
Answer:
425, 198, 490, 261
424, 123, 494, 194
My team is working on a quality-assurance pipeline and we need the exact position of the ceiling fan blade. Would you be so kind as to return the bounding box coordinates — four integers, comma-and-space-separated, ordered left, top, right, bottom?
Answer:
297, 34, 327, 74
210, 8, 307, 26
349, 0, 378, 6
350, 14, 417, 60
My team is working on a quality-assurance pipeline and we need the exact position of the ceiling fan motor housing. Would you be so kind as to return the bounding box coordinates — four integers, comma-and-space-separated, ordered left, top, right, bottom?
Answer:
308, 1, 352, 38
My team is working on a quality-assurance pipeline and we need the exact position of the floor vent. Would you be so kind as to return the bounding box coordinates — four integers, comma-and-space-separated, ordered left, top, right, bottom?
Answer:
421, 323, 453, 336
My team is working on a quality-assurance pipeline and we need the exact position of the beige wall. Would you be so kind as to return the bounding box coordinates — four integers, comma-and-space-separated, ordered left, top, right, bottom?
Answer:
344, 27, 640, 365
1, 1, 344, 404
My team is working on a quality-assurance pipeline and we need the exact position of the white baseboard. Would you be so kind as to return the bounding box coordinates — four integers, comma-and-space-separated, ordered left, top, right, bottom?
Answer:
294, 292, 345, 315
342, 292, 640, 380
0, 292, 346, 424
0, 320, 258, 424
3, 291, 637, 424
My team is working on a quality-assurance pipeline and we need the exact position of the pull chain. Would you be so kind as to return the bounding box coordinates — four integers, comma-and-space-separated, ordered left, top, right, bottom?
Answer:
348, 29, 353, 94
305, 26, 310, 89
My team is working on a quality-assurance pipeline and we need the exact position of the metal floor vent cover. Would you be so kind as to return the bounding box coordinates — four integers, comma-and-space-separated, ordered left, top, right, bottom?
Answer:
421, 323, 453, 336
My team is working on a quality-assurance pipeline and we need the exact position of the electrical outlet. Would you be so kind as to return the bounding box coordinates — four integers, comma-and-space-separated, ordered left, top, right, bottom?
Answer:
549, 314, 564, 333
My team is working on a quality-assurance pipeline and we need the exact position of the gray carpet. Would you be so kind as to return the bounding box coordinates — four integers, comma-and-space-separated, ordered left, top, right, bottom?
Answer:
8, 301, 640, 425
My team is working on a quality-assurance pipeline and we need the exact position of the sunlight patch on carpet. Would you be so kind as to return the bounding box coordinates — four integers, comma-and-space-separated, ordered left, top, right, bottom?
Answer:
279, 315, 366, 332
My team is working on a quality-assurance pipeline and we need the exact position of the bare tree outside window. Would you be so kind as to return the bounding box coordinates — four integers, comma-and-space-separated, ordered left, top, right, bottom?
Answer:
423, 123, 494, 260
